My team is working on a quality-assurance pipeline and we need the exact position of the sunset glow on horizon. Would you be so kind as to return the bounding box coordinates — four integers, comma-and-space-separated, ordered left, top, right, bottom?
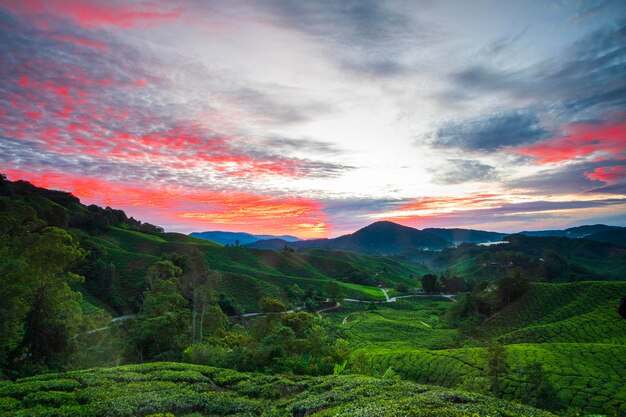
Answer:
1, 0, 625, 238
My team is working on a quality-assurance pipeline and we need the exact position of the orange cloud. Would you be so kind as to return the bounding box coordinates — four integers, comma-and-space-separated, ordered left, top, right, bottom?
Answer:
394, 194, 506, 216
4, 169, 328, 238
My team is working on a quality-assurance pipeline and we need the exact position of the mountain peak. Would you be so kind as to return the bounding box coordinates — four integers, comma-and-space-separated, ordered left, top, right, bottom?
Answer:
357, 221, 414, 232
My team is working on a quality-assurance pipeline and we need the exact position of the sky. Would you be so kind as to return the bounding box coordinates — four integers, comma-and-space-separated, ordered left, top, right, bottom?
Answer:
1, 0, 625, 238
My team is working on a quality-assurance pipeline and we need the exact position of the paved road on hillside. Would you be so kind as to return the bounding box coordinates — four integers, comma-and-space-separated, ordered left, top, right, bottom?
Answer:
87, 291, 456, 333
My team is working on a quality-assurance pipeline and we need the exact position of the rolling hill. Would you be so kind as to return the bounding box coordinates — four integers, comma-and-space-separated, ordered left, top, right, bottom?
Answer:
250, 221, 450, 253
0, 362, 556, 417
323, 281, 626, 414
431, 233, 626, 280
586, 227, 626, 247
0, 178, 426, 315
424, 227, 507, 243
519, 224, 624, 238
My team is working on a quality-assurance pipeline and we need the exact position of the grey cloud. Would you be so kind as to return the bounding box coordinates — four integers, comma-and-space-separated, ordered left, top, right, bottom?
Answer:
572, 0, 622, 22
229, 87, 329, 125
0, 135, 351, 191
0, 9, 351, 188
403, 198, 626, 230
433, 159, 498, 184
432, 110, 549, 152
586, 182, 626, 194
259, 0, 435, 76
322, 197, 408, 216
260, 136, 341, 155
320, 197, 411, 232
506, 160, 626, 194
481, 26, 529, 56
443, 19, 626, 120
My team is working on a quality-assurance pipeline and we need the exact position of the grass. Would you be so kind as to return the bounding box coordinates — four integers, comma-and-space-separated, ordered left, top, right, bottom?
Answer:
347, 281, 626, 415
330, 298, 459, 350
335, 282, 387, 300
364, 342, 626, 414
0, 362, 555, 417
84, 227, 426, 312
481, 281, 626, 344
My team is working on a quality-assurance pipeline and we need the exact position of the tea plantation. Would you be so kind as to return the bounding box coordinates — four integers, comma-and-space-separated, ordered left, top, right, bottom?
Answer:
0, 362, 556, 417
90, 225, 424, 312
334, 282, 626, 415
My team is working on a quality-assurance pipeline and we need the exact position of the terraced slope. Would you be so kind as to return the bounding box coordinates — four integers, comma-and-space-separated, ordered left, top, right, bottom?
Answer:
335, 299, 459, 350
334, 282, 626, 414
0, 362, 555, 417
367, 343, 626, 413
87, 226, 426, 312
482, 281, 626, 344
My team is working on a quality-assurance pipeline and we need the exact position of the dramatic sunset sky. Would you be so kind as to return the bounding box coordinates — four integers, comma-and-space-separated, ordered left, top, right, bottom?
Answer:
1, 0, 625, 238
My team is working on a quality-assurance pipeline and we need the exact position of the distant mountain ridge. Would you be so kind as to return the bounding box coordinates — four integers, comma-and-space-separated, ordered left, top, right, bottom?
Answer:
518, 224, 623, 238
248, 221, 449, 254
195, 222, 626, 254
423, 227, 507, 243
189, 231, 300, 246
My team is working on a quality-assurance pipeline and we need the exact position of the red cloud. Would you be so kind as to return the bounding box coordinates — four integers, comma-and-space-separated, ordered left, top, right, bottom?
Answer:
6, 73, 319, 179
1, 0, 182, 29
517, 120, 626, 164
585, 166, 626, 184
3, 170, 328, 238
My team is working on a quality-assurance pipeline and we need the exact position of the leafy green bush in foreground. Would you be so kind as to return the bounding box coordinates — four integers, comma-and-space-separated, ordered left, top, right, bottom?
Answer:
0, 362, 555, 416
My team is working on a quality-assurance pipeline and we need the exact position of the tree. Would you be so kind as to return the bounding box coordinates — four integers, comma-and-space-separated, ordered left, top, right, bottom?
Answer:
422, 274, 438, 294
182, 251, 221, 343
0, 198, 87, 374
497, 269, 530, 306
260, 297, 287, 314
486, 340, 507, 397
521, 361, 559, 410
286, 284, 304, 303
349, 349, 371, 375
133, 260, 190, 361
146, 260, 182, 287
441, 276, 466, 293
395, 283, 409, 293
324, 281, 344, 302
618, 296, 626, 319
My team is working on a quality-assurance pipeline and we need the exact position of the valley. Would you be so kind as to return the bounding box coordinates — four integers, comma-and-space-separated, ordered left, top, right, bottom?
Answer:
1, 177, 626, 416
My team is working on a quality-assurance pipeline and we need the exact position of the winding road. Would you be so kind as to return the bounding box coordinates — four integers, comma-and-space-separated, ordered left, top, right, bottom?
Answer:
86, 290, 456, 333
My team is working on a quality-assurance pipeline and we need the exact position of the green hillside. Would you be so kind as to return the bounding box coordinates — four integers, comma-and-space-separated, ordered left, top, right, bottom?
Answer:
4, 176, 626, 416
431, 234, 626, 281
90, 225, 424, 312
326, 282, 626, 414
0, 178, 426, 315
481, 281, 626, 344
365, 343, 626, 414
332, 298, 459, 350
0, 362, 555, 417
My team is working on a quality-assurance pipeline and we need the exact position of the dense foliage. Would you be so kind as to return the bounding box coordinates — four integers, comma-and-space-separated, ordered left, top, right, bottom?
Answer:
325, 284, 626, 415
0, 362, 556, 417
3, 176, 626, 416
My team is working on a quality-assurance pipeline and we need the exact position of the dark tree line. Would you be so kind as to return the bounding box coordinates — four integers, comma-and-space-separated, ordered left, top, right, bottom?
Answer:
421, 274, 468, 294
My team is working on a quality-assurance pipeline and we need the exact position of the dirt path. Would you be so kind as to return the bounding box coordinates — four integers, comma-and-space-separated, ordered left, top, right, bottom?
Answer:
316, 302, 341, 318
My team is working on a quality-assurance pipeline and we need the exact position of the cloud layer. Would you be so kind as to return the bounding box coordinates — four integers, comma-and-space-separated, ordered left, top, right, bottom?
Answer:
1, 0, 625, 235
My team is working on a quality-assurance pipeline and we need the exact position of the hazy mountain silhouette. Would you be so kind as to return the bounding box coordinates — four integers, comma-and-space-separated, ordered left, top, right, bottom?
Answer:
190, 231, 300, 246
